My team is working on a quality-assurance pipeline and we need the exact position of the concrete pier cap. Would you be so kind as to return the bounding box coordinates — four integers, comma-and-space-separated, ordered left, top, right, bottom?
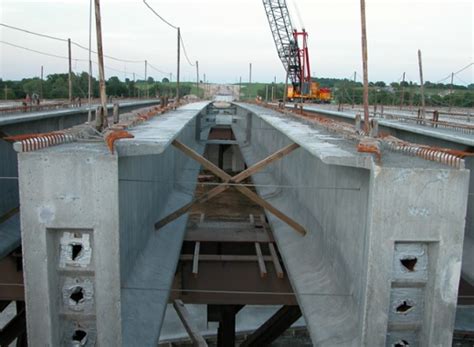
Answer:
16, 101, 469, 346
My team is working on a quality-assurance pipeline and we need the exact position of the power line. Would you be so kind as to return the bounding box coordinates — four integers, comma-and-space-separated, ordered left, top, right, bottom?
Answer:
0, 23, 67, 42
180, 34, 195, 67
148, 62, 168, 75
436, 62, 473, 83
1, 22, 144, 64
1, 40, 144, 79
141, 1, 195, 67
454, 62, 473, 75
142, 0, 178, 30
454, 74, 469, 86
0, 40, 85, 61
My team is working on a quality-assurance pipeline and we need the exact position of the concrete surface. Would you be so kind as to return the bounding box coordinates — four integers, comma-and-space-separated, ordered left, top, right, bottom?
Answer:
17, 102, 209, 346
0, 99, 163, 259
233, 103, 469, 346
15, 100, 470, 346
292, 104, 474, 288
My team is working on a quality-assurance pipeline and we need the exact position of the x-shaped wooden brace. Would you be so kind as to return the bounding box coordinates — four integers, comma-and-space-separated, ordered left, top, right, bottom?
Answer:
154, 140, 306, 236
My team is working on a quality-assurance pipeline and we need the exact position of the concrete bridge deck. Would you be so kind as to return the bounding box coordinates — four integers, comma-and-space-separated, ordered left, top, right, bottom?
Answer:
4, 100, 468, 346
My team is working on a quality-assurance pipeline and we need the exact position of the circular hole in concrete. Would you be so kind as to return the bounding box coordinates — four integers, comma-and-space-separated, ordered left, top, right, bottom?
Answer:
393, 339, 410, 347
69, 286, 85, 305
72, 329, 87, 345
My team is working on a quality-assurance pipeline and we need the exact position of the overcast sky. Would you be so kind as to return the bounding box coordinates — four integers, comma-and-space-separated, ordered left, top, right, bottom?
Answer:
1, 0, 473, 84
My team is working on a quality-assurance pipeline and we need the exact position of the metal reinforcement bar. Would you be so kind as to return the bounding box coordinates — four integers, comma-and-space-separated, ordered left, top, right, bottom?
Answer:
255, 102, 471, 169
382, 140, 467, 170
4, 132, 77, 153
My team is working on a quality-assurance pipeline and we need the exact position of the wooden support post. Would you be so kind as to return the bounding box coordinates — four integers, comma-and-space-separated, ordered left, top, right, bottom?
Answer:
176, 27, 181, 101
196, 60, 200, 98
449, 72, 454, 111
268, 243, 284, 279
68, 38, 72, 104
173, 300, 208, 347
360, 0, 370, 132
248, 63, 252, 99
40, 65, 43, 101
255, 242, 267, 278
239, 76, 242, 101
145, 60, 148, 99
418, 49, 426, 120
113, 103, 119, 124
399, 72, 405, 109
192, 241, 200, 278
155, 141, 305, 236
352, 71, 356, 109
94, 0, 108, 130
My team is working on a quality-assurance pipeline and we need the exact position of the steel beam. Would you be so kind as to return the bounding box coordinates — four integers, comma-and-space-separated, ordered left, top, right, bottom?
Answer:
240, 305, 302, 347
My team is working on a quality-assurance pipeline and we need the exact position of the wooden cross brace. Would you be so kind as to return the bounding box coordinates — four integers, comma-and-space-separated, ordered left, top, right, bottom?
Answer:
154, 140, 306, 236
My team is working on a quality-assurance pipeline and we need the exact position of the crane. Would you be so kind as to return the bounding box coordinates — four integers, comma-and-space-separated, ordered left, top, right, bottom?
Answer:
262, 0, 331, 103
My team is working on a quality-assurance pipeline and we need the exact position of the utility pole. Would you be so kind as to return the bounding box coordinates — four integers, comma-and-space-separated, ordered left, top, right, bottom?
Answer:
239, 76, 242, 101
68, 38, 72, 103
418, 49, 426, 119
4, 85, 7, 100
449, 72, 454, 111
352, 71, 356, 108
87, 0, 93, 123
176, 27, 181, 101
195, 60, 199, 98
248, 63, 252, 100
40, 65, 44, 100
271, 84, 274, 102
145, 60, 148, 99
94, 0, 108, 129
399, 72, 406, 109
360, 0, 370, 131
265, 84, 269, 102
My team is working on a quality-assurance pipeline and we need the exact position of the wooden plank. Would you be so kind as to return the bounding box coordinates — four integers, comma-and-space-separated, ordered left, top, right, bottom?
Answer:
268, 243, 284, 279
231, 142, 299, 183
180, 254, 273, 262
190, 221, 255, 230
255, 243, 267, 278
172, 139, 229, 181
184, 229, 273, 243
169, 140, 306, 236
192, 242, 200, 278
173, 300, 208, 347
234, 185, 306, 236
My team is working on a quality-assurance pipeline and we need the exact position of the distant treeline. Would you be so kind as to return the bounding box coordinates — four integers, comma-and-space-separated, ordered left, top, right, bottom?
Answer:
2, 72, 473, 107
254, 78, 474, 107
0, 72, 194, 100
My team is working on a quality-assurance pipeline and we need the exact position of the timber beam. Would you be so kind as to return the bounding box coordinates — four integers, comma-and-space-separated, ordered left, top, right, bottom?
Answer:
155, 140, 306, 236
